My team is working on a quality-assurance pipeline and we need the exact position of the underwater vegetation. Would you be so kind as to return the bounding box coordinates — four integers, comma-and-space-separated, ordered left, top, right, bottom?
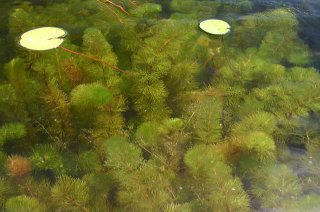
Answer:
1, 0, 320, 211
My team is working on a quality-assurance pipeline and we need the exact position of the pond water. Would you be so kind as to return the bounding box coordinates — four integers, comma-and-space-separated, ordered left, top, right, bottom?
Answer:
1, 0, 320, 211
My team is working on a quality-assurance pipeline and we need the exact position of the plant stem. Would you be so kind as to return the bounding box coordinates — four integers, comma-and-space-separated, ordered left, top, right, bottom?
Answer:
221, 36, 235, 72
100, 0, 130, 15
59, 46, 127, 74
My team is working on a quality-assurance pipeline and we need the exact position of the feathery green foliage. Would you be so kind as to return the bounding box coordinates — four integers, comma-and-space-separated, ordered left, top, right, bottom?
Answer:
0, 152, 6, 175
232, 112, 277, 135
30, 144, 65, 175
18, 178, 52, 209
0, 123, 26, 146
52, 175, 89, 211
236, 131, 276, 162
77, 151, 102, 174
170, 0, 220, 19
250, 164, 302, 209
184, 144, 250, 211
291, 194, 320, 211
5, 195, 43, 212
234, 8, 298, 49
0, 177, 10, 207
136, 121, 160, 147
116, 162, 175, 211
191, 97, 222, 143
1, 0, 320, 211
104, 136, 143, 172
5, 58, 42, 117
131, 3, 162, 18
71, 83, 112, 109
0, 84, 26, 122
83, 172, 115, 211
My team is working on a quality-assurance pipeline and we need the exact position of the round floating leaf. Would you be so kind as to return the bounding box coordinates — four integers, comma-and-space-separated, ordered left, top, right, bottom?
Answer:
199, 19, 231, 35
19, 27, 67, 50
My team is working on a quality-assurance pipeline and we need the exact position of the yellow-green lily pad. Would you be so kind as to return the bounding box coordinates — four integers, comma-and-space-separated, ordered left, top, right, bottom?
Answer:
199, 19, 231, 35
19, 27, 67, 51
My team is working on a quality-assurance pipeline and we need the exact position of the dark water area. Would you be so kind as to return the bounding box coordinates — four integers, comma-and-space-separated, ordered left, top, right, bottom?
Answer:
251, 0, 320, 68
303, 18, 319, 69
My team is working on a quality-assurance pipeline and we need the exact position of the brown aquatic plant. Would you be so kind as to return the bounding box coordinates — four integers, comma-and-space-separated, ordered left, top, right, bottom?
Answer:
6, 155, 31, 178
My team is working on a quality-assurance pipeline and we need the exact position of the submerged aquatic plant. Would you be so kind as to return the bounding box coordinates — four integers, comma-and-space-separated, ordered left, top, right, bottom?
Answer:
6, 155, 31, 179
1, 0, 320, 211
5, 195, 43, 212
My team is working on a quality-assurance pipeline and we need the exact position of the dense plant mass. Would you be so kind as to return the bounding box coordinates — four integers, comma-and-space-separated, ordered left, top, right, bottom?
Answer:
1, 0, 320, 211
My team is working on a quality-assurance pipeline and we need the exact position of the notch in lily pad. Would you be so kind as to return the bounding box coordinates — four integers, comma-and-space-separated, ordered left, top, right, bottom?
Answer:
19, 27, 126, 74
199, 19, 231, 35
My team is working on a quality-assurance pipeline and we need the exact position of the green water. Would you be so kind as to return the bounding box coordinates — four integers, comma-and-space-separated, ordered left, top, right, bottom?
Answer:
1, 0, 320, 211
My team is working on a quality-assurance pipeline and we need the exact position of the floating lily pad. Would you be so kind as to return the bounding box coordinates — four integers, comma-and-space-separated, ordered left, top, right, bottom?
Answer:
19, 27, 67, 51
199, 19, 231, 35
